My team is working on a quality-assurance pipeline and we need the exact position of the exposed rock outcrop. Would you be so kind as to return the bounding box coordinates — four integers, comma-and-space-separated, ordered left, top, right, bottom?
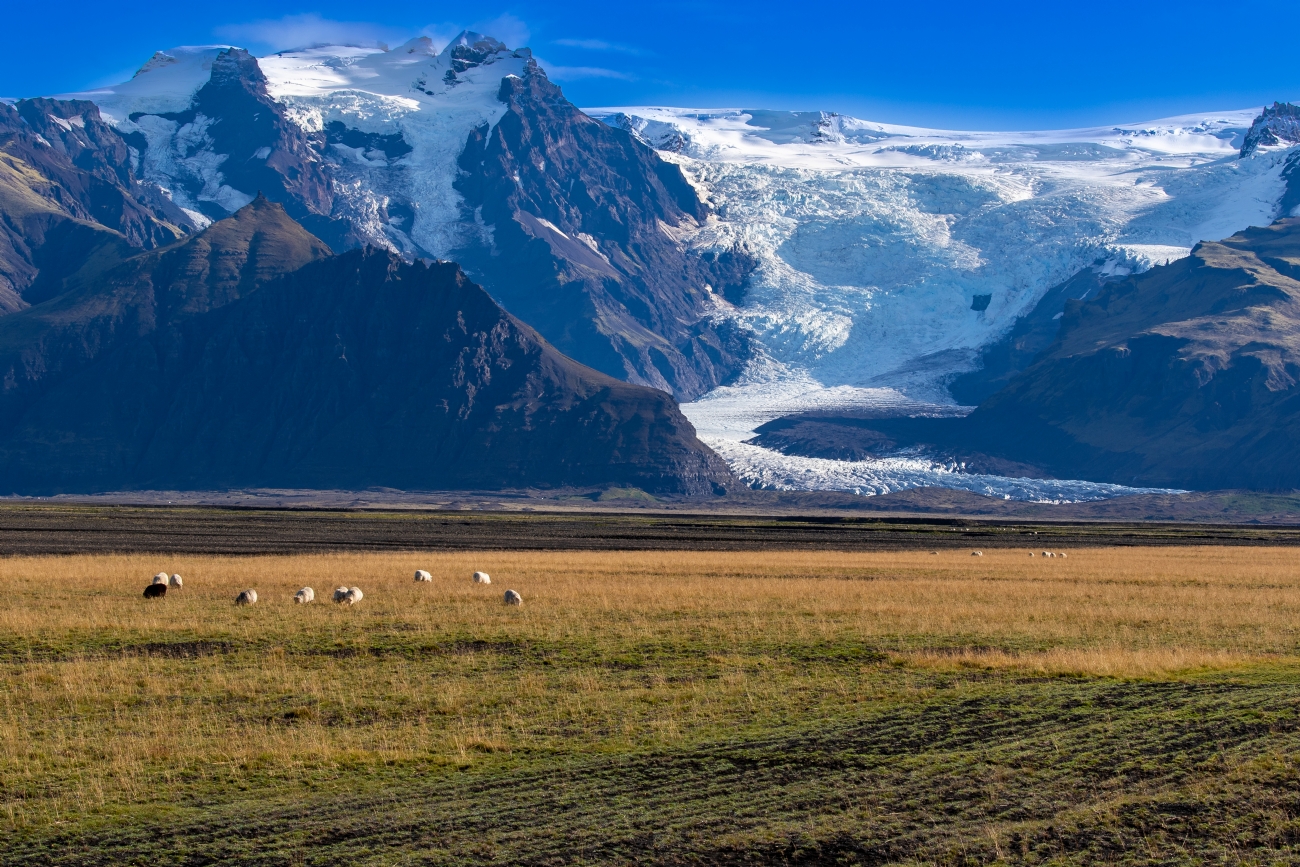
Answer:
125, 48, 338, 233
1241, 102, 1300, 157
0, 99, 190, 310
453, 59, 754, 399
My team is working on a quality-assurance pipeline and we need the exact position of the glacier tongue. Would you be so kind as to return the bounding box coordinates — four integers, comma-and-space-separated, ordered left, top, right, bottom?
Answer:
595, 105, 1293, 500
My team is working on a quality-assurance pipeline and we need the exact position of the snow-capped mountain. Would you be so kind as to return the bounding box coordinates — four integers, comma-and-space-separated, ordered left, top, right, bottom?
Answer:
65, 35, 751, 399
51, 35, 1300, 499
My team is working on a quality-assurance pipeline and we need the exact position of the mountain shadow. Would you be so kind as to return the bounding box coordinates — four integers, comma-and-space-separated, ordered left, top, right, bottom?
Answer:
0, 200, 734, 495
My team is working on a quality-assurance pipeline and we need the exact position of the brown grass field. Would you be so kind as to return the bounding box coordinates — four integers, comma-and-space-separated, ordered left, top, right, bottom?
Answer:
4, 546, 1300, 864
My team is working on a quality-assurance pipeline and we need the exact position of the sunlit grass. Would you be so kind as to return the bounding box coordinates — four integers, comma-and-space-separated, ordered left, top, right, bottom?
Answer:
2, 546, 1298, 831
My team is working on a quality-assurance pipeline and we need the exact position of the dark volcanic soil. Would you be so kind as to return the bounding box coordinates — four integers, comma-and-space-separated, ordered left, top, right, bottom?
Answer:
2, 505, 1300, 555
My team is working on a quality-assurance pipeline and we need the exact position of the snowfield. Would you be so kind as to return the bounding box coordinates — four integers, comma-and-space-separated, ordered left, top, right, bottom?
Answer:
589, 106, 1294, 499
62, 42, 1297, 500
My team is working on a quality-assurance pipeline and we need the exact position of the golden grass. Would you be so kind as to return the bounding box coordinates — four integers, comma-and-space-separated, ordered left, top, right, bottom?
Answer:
2, 545, 1299, 828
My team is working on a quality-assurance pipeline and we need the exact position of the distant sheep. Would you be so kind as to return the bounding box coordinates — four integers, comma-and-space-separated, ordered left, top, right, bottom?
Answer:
294, 587, 315, 604
1042, 551, 1052, 558
152, 572, 169, 585
235, 589, 257, 606
1029, 552, 1035, 557
143, 583, 167, 599
1060, 552, 1068, 558
929, 551, 938, 555
503, 589, 522, 606
971, 551, 983, 557
169, 573, 183, 587
334, 586, 363, 605
414, 570, 432, 582
474, 571, 491, 584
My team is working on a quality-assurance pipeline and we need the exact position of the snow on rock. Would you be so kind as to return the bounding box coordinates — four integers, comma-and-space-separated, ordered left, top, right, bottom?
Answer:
66, 34, 528, 258
69, 47, 232, 120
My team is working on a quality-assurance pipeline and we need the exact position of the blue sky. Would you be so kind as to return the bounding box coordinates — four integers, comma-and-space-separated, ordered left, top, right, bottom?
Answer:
5, 0, 1299, 129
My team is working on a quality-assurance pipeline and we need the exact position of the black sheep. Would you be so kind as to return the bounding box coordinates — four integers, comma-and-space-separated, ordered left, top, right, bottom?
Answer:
143, 583, 167, 599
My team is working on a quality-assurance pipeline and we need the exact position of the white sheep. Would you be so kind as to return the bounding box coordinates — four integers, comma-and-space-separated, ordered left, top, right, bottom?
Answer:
294, 587, 315, 604
414, 570, 432, 582
971, 551, 983, 557
235, 589, 257, 606
152, 572, 169, 585
503, 589, 522, 606
169, 573, 183, 587
1060, 552, 1068, 559
347, 587, 363, 604
1042, 551, 1052, 558
474, 571, 491, 584
332, 586, 350, 603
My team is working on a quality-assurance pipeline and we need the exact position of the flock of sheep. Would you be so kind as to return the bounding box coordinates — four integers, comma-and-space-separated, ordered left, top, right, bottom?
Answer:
944, 550, 1070, 557
142, 570, 524, 606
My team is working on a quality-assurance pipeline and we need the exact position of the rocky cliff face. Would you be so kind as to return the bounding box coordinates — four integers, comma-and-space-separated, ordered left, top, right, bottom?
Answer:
118, 48, 343, 240
1241, 102, 1300, 157
453, 60, 753, 398
0, 202, 734, 495
960, 217, 1300, 488
0, 98, 190, 311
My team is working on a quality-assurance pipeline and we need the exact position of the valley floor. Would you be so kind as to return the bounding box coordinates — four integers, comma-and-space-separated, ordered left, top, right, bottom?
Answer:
2, 542, 1300, 864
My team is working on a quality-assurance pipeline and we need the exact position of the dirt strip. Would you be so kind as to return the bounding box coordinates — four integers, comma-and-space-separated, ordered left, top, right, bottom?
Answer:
1, 505, 1299, 555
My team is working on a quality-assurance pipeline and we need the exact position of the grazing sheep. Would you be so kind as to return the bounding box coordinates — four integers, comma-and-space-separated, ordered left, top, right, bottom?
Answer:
503, 589, 522, 606
971, 551, 983, 557
235, 589, 257, 606
169, 573, 183, 588
152, 572, 169, 585
346, 587, 363, 604
1060, 552, 1068, 558
1029, 552, 1035, 557
333, 586, 350, 603
473, 571, 491, 584
294, 587, 315, 604
1042, 551, 1052, 558
414, 570, 432, 582
143, 583, 167, 599
929, 551, 938, 555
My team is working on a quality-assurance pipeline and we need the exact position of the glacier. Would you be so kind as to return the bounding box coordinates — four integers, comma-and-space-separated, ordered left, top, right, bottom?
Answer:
589, 106, 1296, 499
61, 40, 1300, 500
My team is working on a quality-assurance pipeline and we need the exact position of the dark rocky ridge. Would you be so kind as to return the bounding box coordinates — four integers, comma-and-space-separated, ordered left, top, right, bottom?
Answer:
1241, 102, 1300, 157
134, 49, 338, 232
0, 99, 190, 311
452, 59, 754, 400
0, 196, 332, 426
0, 201, 733, 495
764, 218, 1300, 491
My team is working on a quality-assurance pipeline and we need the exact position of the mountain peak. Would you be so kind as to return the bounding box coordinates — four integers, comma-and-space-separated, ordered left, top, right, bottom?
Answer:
392, 36, 438, 57
1241, 101, 1300, 157
441, 31, 510, 72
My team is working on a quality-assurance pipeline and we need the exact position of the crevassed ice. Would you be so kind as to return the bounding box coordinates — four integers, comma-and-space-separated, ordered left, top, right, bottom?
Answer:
601, 106, 1292, 499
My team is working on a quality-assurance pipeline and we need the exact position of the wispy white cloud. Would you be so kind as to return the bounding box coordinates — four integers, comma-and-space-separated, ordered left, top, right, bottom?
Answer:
536, 60, 635, 82
216, 14, 406, 52
473, 14, 530, 50
553, 38, 648, 56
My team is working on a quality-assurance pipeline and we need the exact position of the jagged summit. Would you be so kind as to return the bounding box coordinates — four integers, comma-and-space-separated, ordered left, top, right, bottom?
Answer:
1241, 101, 1300, 157
442, 31, 511, 69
